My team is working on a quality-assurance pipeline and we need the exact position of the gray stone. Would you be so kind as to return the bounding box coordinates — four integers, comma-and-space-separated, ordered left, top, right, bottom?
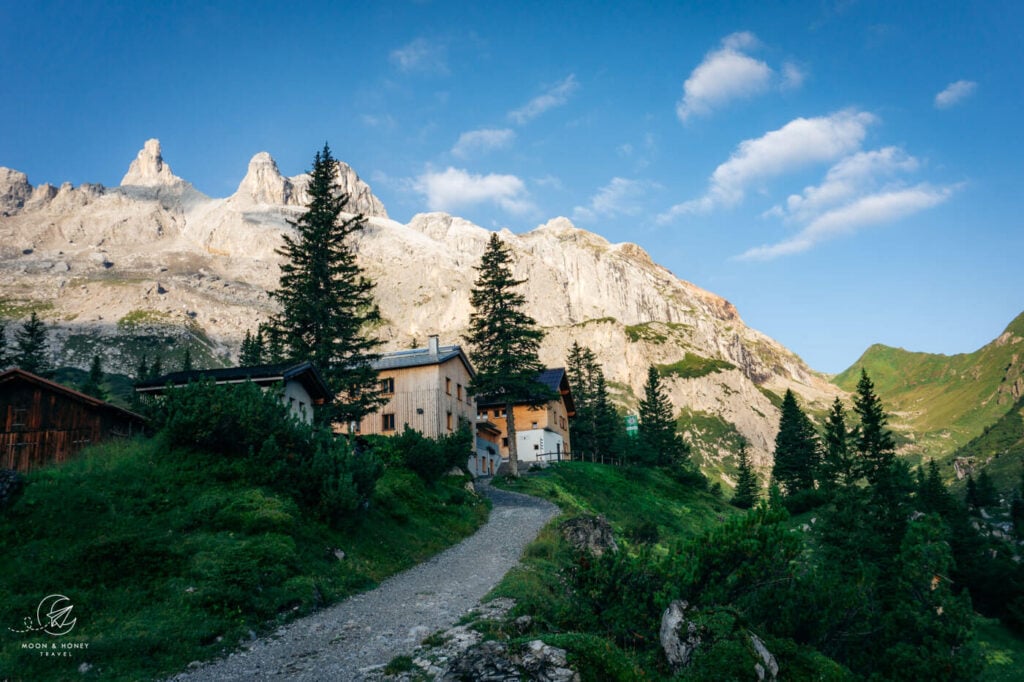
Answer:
750, 633, 779, 681
560, 514, 618, 556
660, 600, 701, 671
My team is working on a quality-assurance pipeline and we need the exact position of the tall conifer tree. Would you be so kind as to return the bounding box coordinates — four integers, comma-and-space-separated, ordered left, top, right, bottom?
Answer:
637, 366, 689, 467
14, 312, 51, 377
732, 440, 759, 509
771, 389, 819, 495
81, 355, 106, 400
269, 143, 383, 427
820, 397, 854, 489
465, 233, 550, 477
853, 369, 896, 485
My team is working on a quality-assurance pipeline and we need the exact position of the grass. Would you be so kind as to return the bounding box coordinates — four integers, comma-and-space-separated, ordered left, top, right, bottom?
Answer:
949, 397, 1024, 493
116, 309, 171, 330
623, 321, 691, 345
0, 438, 488, 681
976, 617, 1024, 682
487, 463, 734, 680
833, 310, 1024, 471
656, 353, 735, 381
0, 297, 55, 320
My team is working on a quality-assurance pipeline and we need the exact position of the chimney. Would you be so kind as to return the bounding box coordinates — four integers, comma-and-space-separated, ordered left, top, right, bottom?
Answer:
428, 335, 440, 356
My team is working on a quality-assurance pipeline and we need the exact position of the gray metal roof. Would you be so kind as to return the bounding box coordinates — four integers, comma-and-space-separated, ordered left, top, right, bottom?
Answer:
372, 345, 475, 375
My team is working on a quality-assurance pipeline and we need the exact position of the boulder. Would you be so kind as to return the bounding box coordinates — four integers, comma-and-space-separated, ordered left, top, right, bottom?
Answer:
660, 599, 701, 671
750, 633, 779, 681
560, 514, 618, 556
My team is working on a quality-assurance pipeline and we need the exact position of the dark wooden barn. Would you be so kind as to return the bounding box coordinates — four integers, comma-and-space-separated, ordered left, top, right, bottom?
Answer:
0, 368, 146, 472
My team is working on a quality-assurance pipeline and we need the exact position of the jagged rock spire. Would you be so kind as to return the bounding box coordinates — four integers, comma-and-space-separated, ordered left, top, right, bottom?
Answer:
120, 139, 185, 187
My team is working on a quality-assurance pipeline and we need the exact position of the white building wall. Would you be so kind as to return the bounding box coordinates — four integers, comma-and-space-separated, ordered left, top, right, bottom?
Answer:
516, 429, 565, 463
282, 381, 314, 424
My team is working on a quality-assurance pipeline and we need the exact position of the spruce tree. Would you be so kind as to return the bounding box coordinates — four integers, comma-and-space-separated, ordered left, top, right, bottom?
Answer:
592, 371, 621, 460
566, 342, 597, 456
820, 397, 855, 489
565, 342, 620, 460
268, 143, 383, 427
975, 469, 998, 508
853, 369, 896, 485
181, 347, 193, 373
14, 312, 51, 377
732, 440, 759, 509
465, 233, 550, 477
239, 328, 265, 365
81, 355, 106, 400
636, 366, 689, 467
771, 389, 819, 495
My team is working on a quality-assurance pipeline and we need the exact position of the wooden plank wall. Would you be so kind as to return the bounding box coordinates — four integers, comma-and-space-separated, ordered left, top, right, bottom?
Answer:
1, 381, 132, 472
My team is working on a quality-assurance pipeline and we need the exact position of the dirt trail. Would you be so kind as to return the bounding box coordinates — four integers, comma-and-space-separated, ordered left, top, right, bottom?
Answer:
170, 481, 557, 681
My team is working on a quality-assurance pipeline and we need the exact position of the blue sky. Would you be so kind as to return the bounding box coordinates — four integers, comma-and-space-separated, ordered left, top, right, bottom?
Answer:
2, 1, 1021, 373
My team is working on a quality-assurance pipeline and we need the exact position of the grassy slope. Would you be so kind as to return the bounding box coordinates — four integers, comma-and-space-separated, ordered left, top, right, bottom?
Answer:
489, 464, 736, 679
950, 395, 1024, 493
0, 438, 488, 681
834, 311, 1024, 472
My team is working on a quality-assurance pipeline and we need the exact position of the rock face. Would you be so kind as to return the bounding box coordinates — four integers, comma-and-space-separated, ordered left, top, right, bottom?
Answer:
120, 139, 186, 187
559, 515, 618, 556
0, 139, 841, 476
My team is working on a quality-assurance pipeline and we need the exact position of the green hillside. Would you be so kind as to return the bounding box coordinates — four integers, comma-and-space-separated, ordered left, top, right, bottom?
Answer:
834, 311, 1024, 467
950, 395, 1024, 493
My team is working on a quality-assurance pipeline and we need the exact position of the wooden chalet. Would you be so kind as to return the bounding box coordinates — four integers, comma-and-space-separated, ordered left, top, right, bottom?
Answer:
476, 367, 576, 463
0, 368, 146, 472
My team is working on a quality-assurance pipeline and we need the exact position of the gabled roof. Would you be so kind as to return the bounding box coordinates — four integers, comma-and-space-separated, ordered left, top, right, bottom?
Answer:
0, 368, 147, 423
373, 344, 476, 377
134, 361, 332, 402
476, 367, 576, 415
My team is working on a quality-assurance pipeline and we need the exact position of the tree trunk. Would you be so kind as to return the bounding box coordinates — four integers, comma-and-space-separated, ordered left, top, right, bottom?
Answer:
506, 400, 519, 478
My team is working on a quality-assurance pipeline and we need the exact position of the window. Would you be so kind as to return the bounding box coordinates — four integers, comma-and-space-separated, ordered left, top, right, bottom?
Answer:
382, 413, 396, 431
11, 406, 28, 430
493, 408, 505, 418
457, 384, 462, 401
381, 377, 394, 393
502, 437, 509, 447
534, 444, 539, 450
446, 411, 453, 431
531, 421, 538, 429
446, 377, 452, 395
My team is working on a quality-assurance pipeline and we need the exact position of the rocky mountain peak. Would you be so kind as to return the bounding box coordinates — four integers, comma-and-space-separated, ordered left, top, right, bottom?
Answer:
0, 167, 33, 215
120, 139, 185, 187
232, 152, 293, 206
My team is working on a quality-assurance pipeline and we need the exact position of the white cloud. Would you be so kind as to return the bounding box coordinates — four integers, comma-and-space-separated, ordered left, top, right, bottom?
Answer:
451, 128, 515, 158
390, 37, 448, 74
738, 184, 954, 260
413, 167, 533, 214
509, 74, 579, 124
659, 109, 876, 221
934, 80, 977, 109
778, 146, 919, 223
676, 32, 803, 122
572, 177, 654, 223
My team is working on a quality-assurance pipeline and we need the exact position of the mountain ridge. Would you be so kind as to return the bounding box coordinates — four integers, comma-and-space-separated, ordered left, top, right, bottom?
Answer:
834, 310, 1024, 469
0, 139, 842, 475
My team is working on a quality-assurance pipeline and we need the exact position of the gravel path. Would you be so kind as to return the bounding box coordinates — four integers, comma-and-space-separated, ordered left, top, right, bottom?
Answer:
171, 480, 557, 682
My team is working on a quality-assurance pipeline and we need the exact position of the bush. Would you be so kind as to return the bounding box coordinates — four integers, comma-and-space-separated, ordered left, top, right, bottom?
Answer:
378, 425, 472, 483
153, 380, 382, 527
